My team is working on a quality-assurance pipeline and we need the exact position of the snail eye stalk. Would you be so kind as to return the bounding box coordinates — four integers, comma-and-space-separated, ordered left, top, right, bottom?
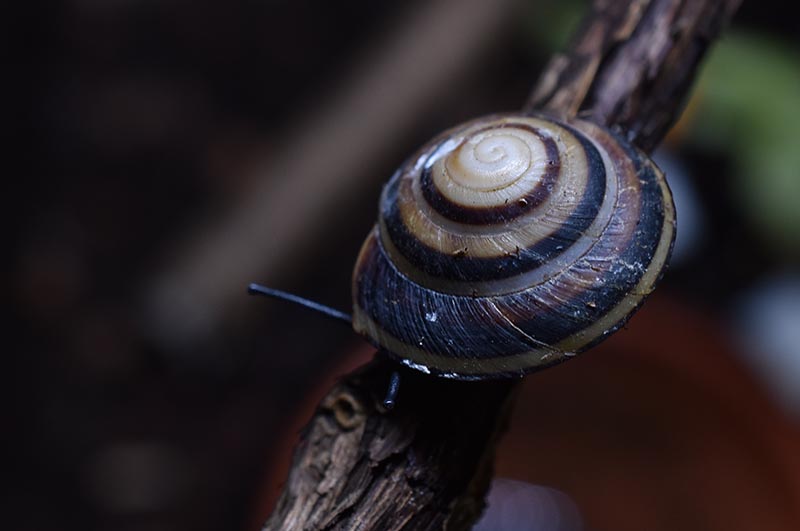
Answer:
247, 283, 352, 325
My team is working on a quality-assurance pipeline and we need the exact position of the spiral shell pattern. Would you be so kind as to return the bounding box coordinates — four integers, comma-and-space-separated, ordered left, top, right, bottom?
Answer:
352, 114, 675, 379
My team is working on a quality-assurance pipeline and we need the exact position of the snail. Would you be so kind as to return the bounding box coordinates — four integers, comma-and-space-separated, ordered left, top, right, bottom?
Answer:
251, 113, 675, 385
351, 113, 675, 380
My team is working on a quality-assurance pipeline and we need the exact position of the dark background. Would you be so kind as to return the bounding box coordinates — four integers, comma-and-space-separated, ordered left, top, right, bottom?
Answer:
13, 1, 800, 530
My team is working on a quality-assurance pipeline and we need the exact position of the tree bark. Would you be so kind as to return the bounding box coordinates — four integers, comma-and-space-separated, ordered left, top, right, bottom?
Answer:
263, 1, 741, 529
525, 0, 742, 153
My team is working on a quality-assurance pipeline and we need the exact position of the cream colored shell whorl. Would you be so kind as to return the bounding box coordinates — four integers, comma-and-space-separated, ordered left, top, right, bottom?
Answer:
352, 114, 675, 379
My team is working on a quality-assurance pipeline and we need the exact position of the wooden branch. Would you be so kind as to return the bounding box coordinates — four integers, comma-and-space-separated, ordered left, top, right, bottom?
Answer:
265, 361, 517, 530
526, 0, 742, 152
263, 1, 740, 529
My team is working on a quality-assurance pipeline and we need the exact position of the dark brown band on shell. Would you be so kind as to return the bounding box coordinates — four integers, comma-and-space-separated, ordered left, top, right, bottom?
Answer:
382, 127, 606, 288
418, 125, 562, 225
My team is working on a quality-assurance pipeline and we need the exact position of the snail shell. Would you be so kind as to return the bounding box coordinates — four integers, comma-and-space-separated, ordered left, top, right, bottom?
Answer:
352, 114, 675, 379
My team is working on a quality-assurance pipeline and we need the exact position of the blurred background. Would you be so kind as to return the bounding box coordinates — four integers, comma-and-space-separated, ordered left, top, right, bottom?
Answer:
14, 0, 800, 529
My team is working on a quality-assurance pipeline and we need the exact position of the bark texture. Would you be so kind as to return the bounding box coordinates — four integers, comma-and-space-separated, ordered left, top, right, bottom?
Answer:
264, 0, 741, 529
265, 363, 517, 530
526, 0, 742, 153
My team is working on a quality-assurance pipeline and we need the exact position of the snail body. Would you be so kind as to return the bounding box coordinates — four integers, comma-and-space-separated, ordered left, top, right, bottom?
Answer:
352, 114, 675, 379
